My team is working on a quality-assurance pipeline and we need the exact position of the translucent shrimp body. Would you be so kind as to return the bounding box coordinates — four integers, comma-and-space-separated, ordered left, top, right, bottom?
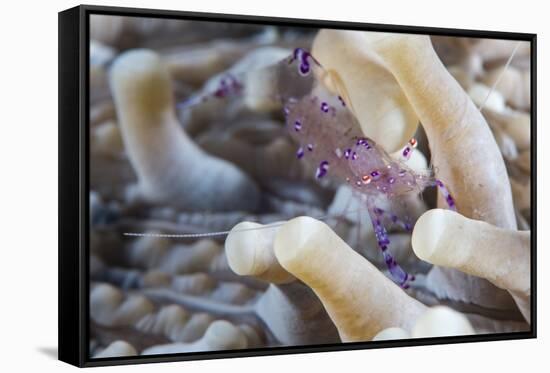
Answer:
180, 48, 456, 288
278, 49, 458, 287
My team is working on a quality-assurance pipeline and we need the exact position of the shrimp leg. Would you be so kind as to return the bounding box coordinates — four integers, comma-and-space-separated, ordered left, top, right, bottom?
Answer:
367, 197, 415, 289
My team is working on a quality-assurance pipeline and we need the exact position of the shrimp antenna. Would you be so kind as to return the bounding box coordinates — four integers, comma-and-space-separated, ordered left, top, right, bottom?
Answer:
123, 207, 363, 239
123, 224, 284, 239
477, 41, 521, 113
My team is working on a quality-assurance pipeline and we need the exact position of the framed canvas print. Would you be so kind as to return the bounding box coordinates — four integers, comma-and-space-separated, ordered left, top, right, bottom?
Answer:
58, 4, 536, 367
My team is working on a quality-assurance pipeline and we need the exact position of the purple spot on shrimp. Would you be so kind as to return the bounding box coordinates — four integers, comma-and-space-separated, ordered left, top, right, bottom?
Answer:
370, 170, 381, 179
316, 161, 329, 179
435, 179, 457, 211
294, 120, 302, 131
375, 226, 389, 248
292, 48, 319, 76
344, 148, 351, 159
388, 177, 395, 184
378, 237, 390, 246
402, 147, 411, 158
292, 49, 311, 75
356, 138, 371, 149
385, 254, 395, 266
320, 102, 329, 113
307, 144, 314, 151
296, 147, 304, 159
293, 48, 305, 59
352, 152, 358, 160
446, 195, 455, 207
213, 75, 242, 98
399, 169, 407, 177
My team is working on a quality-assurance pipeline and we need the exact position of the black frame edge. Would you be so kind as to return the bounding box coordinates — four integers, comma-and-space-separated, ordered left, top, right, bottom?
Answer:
80, 3, 535, 40
58, 5, 84, 368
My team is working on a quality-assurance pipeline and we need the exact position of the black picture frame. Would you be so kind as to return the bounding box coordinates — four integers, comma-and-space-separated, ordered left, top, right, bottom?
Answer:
59, 4, 537, 368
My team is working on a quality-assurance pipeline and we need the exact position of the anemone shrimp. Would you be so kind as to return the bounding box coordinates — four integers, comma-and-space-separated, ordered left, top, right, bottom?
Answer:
122, 46, 464, 290
280, 48, 456, 288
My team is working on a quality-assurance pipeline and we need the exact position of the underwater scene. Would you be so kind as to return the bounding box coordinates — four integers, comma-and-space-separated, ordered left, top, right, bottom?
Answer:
88, 14, 532, 358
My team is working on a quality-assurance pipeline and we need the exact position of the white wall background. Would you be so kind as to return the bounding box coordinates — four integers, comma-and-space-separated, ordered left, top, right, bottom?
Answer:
0, 0, 546, 371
